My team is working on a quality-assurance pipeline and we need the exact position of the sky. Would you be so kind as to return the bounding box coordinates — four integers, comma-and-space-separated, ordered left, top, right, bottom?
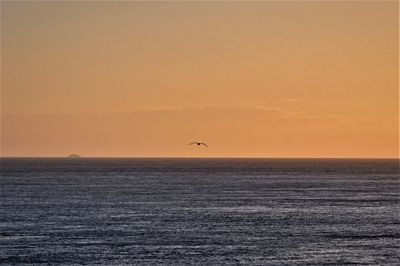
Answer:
1, 1, 398, 158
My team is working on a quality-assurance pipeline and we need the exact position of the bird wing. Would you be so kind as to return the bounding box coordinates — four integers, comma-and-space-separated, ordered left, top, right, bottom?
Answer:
188, 142, 197, 145
200, 143, 208, 147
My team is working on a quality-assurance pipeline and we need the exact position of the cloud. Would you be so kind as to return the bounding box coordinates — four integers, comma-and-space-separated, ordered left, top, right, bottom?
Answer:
1, 105, 397, 157
278, 98, 307, 104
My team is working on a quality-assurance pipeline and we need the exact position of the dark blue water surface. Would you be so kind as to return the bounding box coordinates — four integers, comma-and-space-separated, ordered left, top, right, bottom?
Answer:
1, 158, 399, 265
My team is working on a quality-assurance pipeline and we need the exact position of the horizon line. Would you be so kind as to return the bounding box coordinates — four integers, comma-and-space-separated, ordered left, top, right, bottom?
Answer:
0, 156, 399, 160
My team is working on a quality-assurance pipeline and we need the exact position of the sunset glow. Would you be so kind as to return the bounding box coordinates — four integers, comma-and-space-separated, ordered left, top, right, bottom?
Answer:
1, 1, 398, 158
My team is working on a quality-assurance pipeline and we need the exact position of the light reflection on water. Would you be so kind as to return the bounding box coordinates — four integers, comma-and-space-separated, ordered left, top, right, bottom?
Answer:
0, 158, 399, 265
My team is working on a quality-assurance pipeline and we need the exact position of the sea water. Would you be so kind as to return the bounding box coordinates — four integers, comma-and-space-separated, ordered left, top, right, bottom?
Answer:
0, 158, 399, 265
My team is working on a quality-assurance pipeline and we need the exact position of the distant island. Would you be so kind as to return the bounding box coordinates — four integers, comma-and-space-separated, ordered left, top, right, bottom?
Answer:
67, 154, 81, 158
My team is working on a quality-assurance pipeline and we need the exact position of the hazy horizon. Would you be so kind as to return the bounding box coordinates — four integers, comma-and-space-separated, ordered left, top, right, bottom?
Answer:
1, 157, 399, 160
1, 1, 398, 158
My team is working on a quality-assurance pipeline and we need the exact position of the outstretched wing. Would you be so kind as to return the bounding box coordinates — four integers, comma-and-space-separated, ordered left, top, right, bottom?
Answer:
200, 143, 208, 147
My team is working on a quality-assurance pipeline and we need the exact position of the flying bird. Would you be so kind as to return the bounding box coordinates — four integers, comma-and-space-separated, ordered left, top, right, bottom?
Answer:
189, 142, 208, 147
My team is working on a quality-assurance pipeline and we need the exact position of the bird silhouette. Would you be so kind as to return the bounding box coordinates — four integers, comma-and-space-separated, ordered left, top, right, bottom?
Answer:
189, 142, 208, 147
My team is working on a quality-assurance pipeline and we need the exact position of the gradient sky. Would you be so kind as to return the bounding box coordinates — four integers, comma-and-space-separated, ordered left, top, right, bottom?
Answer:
1, 1, 398, 158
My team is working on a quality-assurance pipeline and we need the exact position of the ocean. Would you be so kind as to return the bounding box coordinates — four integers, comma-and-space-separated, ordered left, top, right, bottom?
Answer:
0, 158, 399, 265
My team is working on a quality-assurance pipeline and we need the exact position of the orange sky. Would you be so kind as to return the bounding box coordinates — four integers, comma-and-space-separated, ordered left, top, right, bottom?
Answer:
1, 1, 398, 158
